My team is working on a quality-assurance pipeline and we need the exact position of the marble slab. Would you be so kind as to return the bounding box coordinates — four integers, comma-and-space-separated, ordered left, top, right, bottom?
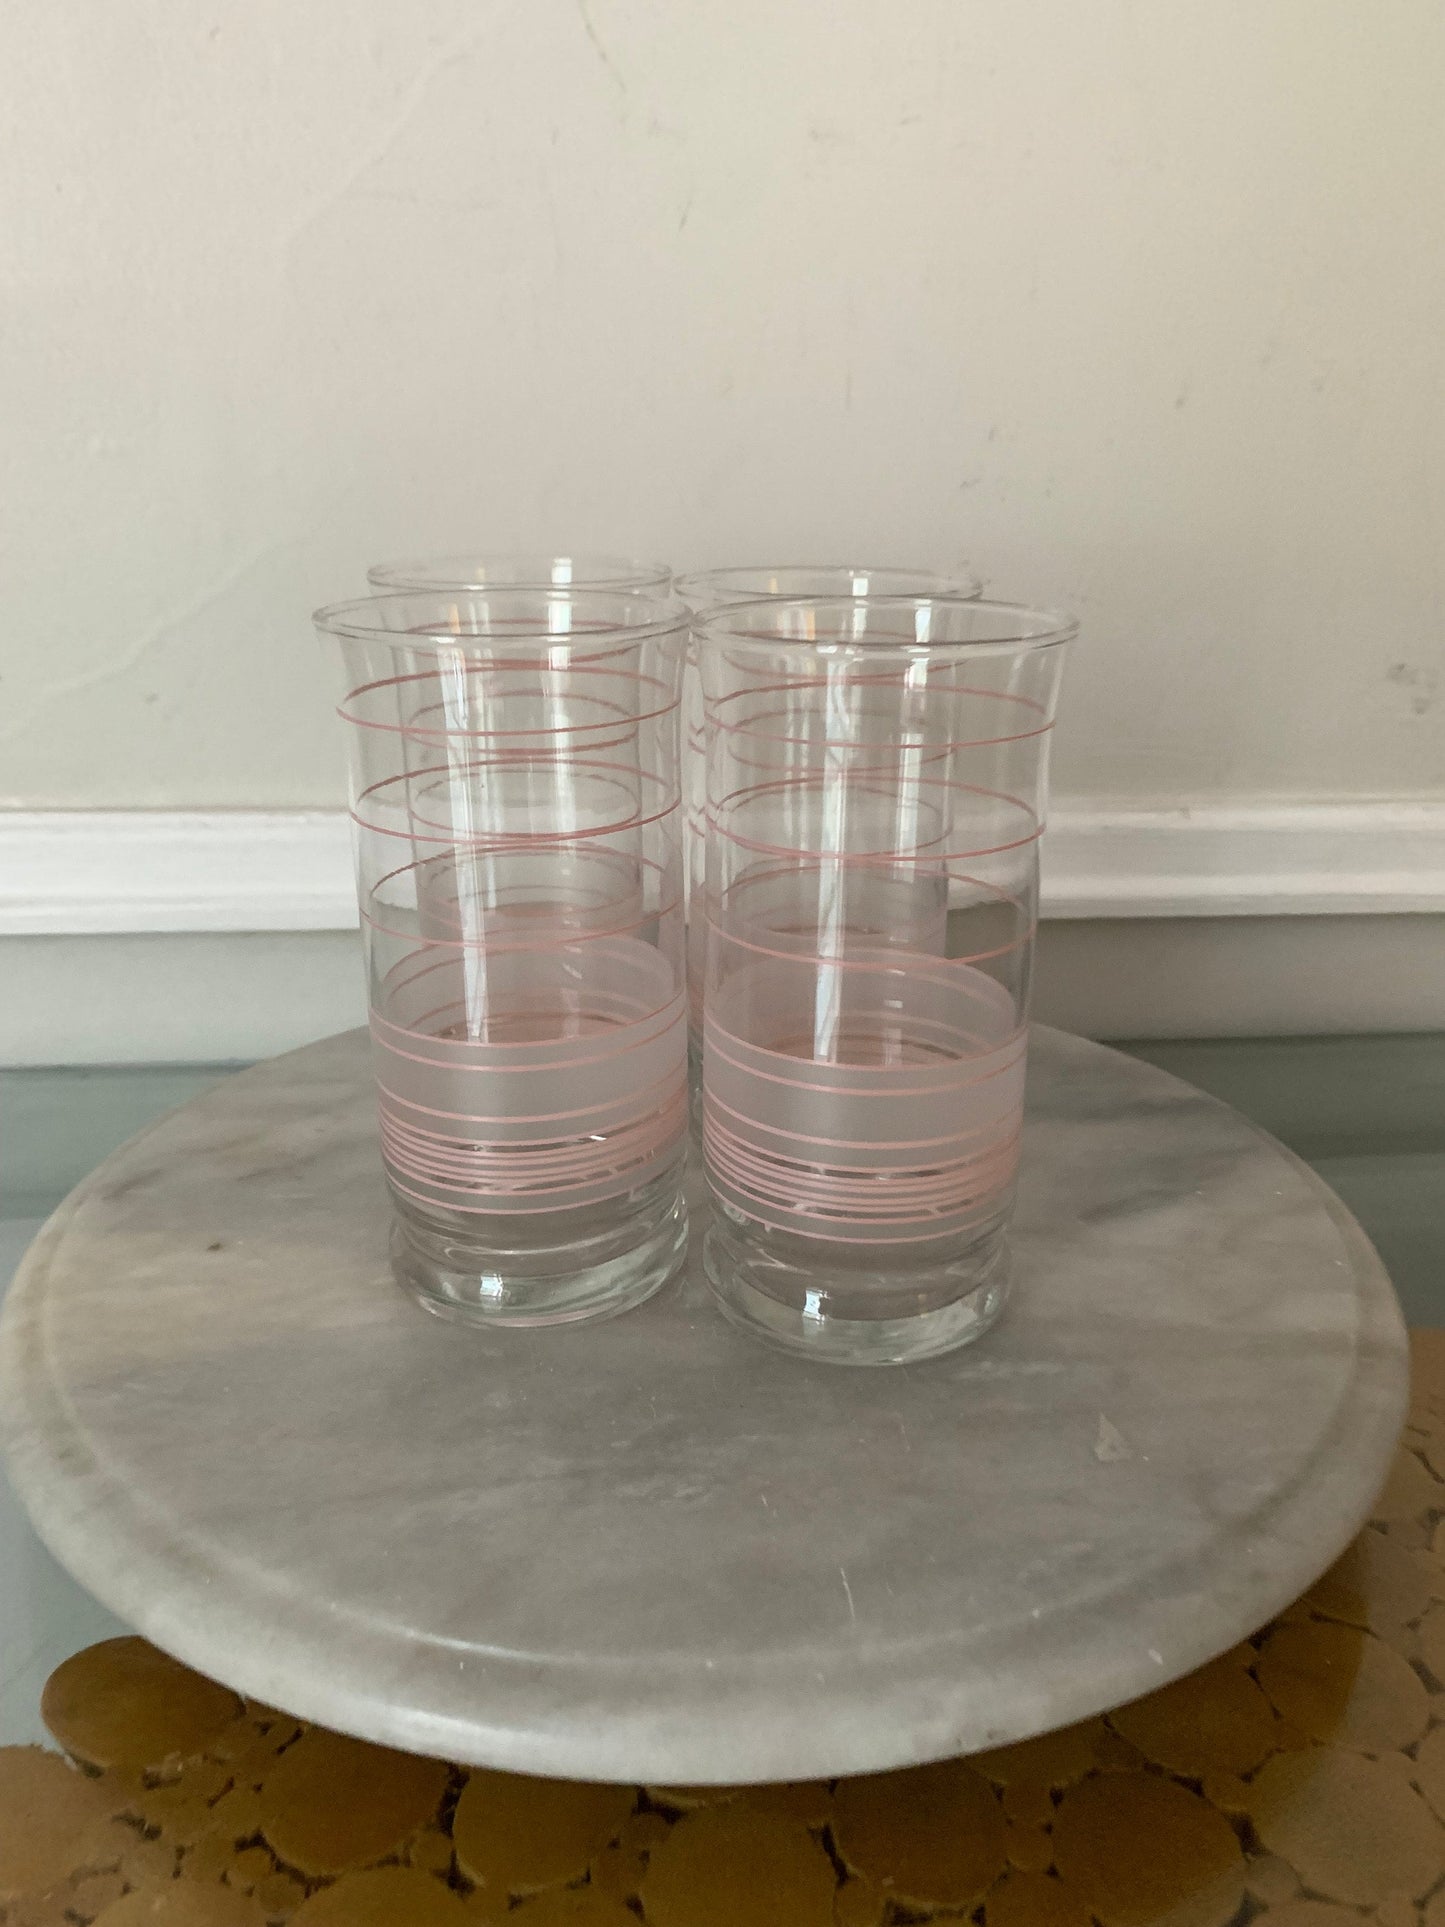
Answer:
0, 1219, 129, 1746
0, 1028, 1407, 1783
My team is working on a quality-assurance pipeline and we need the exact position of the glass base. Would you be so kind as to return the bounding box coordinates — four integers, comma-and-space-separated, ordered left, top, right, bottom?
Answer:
703, 1219, 1011, 1366
392, 1182, 688, 1329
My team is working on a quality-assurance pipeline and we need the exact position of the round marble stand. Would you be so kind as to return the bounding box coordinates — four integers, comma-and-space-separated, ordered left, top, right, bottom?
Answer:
0, 1028, 1407, 1786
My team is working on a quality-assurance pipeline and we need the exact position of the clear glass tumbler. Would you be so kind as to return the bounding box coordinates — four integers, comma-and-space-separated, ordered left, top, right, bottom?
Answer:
315, 589, 691, 1327
367, 554, 671, 594
696, 596, 1073, 1365
672, 567, 983, 1095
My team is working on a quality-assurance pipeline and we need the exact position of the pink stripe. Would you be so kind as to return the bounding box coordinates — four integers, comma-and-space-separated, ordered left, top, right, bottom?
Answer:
700, 977, 1025, 1238
704, 1106, 1019, 1186
707, 917, 1038, 975
704, 1030, 1025, 1100
703, 1112, 1019, 1240
352, 759, 679, 848
709, 670, 1047, 710
375, 950, 682, 1015
702, 946, 1010, 994
707, 812, 1041, 868
353, 798, 680, 849
382, 1102, 682, 1183
371, 1000, 684, 1070
339, 663, 677, 739
375, 1075, 682, 1131
704, 1132, 1018, 1208
376, 958, 682, 1028
381, 1081, 686, 1211
360, 897, 681, 952
713, 764, 1036, 813
713, 716, 1053, 753
698, 853, 1026, 907
702, 1083, 1019, 1154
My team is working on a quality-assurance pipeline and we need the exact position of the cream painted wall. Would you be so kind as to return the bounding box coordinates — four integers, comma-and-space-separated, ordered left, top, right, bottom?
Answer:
2, 0, 1442, 809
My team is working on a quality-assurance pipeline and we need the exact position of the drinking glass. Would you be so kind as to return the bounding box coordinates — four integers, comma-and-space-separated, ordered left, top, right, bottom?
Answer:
672, 566, 983, 1090
696, 596, 1073, 1364
315, 589, 691, 1326
367, 554, 671, 594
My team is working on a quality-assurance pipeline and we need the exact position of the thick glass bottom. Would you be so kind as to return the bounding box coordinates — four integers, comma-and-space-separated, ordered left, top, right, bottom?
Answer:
703, 1214, 1011, 1365
391, 1167, 688, 1328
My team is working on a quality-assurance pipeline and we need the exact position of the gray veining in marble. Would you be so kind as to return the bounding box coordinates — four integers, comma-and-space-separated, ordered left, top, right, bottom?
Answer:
0, 1028, 1407, 1783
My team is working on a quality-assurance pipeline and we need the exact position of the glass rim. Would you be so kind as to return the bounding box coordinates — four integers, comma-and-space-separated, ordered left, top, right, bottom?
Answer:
692, 595, 1076, 659
314, 587, 693, 648
365, 552, 672, 592
672, 562, 983, 603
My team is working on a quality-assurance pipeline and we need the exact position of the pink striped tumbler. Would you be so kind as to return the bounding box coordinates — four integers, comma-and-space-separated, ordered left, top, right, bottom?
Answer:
316, 589, 691, 1326
697, 596, 1073, 1364
673, 565, 983, 1096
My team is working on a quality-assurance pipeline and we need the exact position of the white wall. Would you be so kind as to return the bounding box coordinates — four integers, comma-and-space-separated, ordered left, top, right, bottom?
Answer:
3, 0, 1444, 1054
2, 0, 1443, 811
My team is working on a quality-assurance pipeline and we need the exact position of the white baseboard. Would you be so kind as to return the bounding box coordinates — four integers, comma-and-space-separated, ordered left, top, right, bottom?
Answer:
0, 802, 1442, 935
0, 812, 357, 936
1043, 802, 1445, 919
